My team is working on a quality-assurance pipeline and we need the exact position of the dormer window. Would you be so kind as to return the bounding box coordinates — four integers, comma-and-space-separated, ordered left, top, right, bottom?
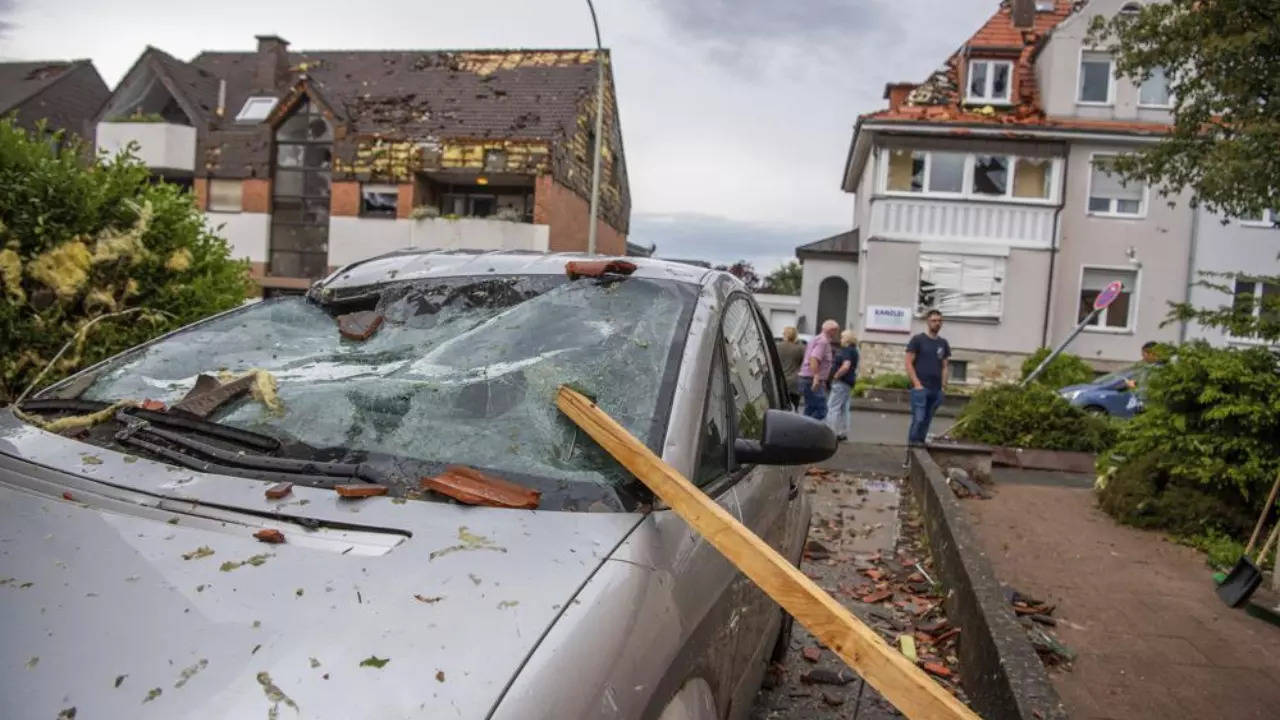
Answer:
1035, 0, 1055, 10
966, 60, 1012, 104
235, 96, 278, 123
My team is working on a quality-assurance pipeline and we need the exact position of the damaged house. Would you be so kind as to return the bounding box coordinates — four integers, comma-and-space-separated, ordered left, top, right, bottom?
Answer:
0, 60, 109, 140
95, 36, 633, 292
821, 0, 1279, 384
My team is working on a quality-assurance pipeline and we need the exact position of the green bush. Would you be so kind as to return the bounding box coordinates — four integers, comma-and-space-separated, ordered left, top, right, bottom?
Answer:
952, 383, 1118, 452
1020, 348, 1095, 389
1097, 452, 1257, 539
0, 118, 249, 403
852, 372, 912, 397
1098, 341, 1280, 528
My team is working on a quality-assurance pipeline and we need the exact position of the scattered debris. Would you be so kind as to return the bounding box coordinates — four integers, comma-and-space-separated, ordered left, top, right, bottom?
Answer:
822, 691, 845, 707
435, 670, 445, 682
115, 674, 127, 688
140, 399, 166, 412
802, 647, 822, 663
174, 658, 208, 688
421, 465, 540, 509
182, 546, 215, 560
220, 554, 273, 572
257, 671, 299, 716
946, 467, 990, 499
143, 687, 162, 703
899, 634, 918, 662
921, 661, 952, 678
801, 668, 856, 686
25, 656, 37, 669
414, 594, 443, 604
265, 482, 294, 500
359, 655, 390, 669
565, 259, 636, 279
173, 373, 254, 418
309, 658, 321, 668
81, 454, 102, 465
429, 526, 508, 560
335, 484, 388, 498
497, 600, 519, 609
57, 708, 76, 720
337, 311, 385, 341
254, 529, 286, 544
295, 588, 304, 597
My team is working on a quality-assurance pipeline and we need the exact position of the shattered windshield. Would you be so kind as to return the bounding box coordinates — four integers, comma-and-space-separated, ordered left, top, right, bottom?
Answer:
74, 275, 696, 492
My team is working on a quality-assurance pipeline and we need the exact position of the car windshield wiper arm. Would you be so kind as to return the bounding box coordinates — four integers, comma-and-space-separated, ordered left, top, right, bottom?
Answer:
19, 398, 280, 451
113, 412, 388, 484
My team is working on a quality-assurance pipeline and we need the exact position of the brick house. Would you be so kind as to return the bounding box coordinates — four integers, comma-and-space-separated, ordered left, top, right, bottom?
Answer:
0, 60, 109, 140
96, 36, 632, 292
826, 0, 1278, 386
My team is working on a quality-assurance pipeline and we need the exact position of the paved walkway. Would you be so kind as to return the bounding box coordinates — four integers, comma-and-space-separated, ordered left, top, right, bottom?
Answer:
964, 476, 1280, 720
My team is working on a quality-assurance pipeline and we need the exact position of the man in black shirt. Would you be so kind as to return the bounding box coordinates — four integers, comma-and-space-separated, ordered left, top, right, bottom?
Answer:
905, 309, 951, 449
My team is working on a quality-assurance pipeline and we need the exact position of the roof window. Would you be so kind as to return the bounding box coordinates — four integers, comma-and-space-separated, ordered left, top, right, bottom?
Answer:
235, 96, 279, 123
1035, 0, 1055, 10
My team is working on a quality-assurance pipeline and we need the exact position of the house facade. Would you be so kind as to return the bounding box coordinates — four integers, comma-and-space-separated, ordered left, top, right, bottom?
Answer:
0, 60, 109, 140
95, 37, 632, 293
834, 0, 1278, 386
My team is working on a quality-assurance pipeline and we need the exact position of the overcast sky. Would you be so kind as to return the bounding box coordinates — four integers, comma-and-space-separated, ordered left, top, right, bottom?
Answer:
0, 0, 995, 272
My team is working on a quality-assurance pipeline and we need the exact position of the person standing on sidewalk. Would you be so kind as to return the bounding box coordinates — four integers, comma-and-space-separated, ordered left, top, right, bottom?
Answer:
799, 320, 838, 420
825, 329, 860, 441
905, 310, 950, 449
776, 326, 806, 411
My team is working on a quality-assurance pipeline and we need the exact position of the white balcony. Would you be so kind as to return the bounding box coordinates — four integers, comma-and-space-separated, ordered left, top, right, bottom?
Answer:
95, 121, 196, 174
869, 197, 1055, 249
327, 216, 550, 268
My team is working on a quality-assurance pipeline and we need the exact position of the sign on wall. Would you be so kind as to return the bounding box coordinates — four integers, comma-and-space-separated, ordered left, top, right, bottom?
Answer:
865, 305, 913, 333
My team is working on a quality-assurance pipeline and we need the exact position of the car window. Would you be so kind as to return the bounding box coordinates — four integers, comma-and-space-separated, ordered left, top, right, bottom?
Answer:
693, 348, 731, 487
722, 297, 777, 444
73, 275, 697, 490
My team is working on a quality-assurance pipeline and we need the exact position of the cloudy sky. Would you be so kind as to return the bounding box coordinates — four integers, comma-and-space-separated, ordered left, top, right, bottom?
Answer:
0, 0, 995, 272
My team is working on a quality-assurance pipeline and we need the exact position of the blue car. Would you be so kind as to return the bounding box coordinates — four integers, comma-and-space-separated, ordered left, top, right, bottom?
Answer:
1058, 365, 1151, 418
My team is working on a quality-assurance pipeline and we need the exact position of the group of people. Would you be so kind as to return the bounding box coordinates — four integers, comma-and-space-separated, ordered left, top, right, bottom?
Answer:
776, 309, 952, 451
776, 321, 861, 441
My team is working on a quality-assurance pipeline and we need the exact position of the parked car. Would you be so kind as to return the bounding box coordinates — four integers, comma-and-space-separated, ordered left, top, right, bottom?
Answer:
1058, 365, 1152, 418
3, 251, 835, 719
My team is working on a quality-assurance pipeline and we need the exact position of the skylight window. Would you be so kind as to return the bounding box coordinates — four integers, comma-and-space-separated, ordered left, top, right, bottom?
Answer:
235, 96, 279, 123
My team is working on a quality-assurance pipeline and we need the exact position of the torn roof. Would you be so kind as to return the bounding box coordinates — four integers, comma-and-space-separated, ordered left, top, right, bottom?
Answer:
0, 60, 85, 113
796, 230, 859, 261
863, 0, 1078, 127
186, 48, 603, 141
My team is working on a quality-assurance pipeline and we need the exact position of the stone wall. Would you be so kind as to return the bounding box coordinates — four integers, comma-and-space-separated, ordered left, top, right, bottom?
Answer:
859, 340, 1028, 386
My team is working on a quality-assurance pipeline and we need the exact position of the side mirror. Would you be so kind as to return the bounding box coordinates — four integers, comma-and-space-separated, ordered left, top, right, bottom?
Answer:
734, 409, 837, 466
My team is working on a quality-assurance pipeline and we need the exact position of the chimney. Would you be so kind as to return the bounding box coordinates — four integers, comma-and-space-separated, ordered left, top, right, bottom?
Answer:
216, 79, 226, 117
1011, 0, 1035, 29
883, 83, 916, 111
254, 34, 290, 92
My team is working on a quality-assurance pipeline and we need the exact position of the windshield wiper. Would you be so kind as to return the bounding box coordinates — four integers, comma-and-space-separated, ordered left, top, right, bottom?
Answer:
19, 398, 280, 451
113, 412, 389, 485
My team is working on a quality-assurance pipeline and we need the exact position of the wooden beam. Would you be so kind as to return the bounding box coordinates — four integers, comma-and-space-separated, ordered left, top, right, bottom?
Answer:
556, 386, 979, 720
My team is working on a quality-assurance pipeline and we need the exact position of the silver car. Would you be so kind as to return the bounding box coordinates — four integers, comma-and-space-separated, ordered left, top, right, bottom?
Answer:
2, 251, 834, 719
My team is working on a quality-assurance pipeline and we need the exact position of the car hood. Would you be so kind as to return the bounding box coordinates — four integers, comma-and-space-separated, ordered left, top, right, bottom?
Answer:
0, 414, 643, 719
1058, 383, 1095, 395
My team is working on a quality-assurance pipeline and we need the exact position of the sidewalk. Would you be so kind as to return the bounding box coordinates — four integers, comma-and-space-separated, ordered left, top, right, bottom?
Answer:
964, 472, 1280, 719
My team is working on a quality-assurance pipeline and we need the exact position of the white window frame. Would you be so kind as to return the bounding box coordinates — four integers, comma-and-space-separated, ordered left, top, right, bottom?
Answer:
1239, 209, 1280, 228
917, 252, 1006, 322
1137, 66, 1173, 109
1086, 153, 1148, 218
206, 178, 242, 214
235, 96, 279, 123
965, 60, 1014, 105
1078, 265, 1140, 334
878, 148, 1060, 205
1228, 277, 1279, 345
1077, 49, 1115, 106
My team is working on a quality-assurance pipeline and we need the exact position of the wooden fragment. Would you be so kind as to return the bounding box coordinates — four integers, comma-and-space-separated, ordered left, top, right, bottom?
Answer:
337, 311, 384, 341
335, 484, 388, 498
555, 386, 978, 720
173, 374, 254, 418
253, 529, 286, 544
421, 465, 540, 509
564, 259, 636, 280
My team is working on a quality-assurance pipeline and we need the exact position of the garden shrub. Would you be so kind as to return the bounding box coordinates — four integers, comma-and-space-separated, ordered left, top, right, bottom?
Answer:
1019, 348, 1095, 389
853, 372, 912, 397
1098, 341, 1280, 529
1096, 452, 1256, 538
952, 383, 1117, 452
0, 118, 249, 403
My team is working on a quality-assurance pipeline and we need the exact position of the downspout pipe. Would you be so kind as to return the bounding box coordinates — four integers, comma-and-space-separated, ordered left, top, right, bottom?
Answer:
1041, 155, 1068, 348
1179, 203, 1200, 343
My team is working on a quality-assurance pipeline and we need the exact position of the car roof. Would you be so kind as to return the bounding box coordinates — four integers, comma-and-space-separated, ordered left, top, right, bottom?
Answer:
317, 249, 718, 291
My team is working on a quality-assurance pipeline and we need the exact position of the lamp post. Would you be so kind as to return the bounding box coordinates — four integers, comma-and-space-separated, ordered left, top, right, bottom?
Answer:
586, 0, 605, 256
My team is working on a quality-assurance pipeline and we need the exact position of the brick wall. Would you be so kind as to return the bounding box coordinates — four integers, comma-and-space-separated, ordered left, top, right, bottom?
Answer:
396, 183, 415, 219
193, 178, 208, 211
331, 181, 359, 217
242, 179, 271, 213
532, 174, 626, 255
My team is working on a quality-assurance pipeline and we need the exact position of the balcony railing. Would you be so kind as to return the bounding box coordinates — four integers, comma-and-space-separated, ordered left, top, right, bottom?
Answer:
95, 121, 196, 174
869, 197, 1056, 249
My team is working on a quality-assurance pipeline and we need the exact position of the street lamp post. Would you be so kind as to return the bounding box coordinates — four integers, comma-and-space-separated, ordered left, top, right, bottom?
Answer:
586, 0, 605, 256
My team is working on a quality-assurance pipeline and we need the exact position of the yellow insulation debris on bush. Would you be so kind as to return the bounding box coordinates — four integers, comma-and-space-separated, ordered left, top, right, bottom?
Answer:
83, 287, 118, 313
165, 248, 193, 272
0, 247, 23, 302
92, 200, 154, 265
27, 241, 92, 300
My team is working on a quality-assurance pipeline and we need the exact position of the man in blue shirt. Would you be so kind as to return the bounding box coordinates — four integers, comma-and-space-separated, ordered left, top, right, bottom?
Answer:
905, 309, 950, 452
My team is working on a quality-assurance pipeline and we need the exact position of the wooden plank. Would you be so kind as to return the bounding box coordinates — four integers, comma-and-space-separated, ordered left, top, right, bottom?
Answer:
556, 387, 979, 720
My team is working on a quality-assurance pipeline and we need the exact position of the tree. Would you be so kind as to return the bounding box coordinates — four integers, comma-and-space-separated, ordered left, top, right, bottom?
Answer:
0, 118, 250, 403
1167, 272, 1280, 343
760, 260, 802, 295
713, 260, 761, 291
1087, 1, 1280, 218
